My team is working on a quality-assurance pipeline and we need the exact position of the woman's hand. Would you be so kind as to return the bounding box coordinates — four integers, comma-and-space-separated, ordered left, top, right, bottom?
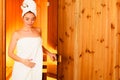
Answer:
21, 59, 36, 68
48, 53, 57, 61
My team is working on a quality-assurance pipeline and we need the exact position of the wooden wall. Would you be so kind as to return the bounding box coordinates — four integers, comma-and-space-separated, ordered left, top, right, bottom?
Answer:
58, 0, 120, 80
0, 0, 5, 80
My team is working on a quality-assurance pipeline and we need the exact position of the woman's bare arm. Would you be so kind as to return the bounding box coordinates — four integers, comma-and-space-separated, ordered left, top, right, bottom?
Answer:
42, 46, 57, 61
8, 32, 23, 62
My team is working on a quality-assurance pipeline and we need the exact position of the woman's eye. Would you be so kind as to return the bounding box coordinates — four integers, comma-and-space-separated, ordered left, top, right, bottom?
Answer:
26, 18, 29, 21
32, 19, 35, 21
25, 17, 35, 21
31, 18, 35, 21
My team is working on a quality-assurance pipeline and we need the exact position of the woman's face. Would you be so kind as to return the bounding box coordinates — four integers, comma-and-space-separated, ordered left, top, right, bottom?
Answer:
23, 12, 36, 27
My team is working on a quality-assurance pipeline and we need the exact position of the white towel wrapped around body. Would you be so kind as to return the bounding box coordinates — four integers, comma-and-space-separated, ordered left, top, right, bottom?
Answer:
12, 37, 43, 80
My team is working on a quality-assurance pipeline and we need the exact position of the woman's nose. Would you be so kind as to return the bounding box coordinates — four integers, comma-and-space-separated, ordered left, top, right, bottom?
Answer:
29, 20, 33, 24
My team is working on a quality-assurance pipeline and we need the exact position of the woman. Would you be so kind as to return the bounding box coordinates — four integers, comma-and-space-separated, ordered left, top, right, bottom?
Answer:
8, 0, 56, 80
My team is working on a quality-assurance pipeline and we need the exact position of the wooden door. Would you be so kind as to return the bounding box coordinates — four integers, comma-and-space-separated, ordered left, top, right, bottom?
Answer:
57, 0, 120, 80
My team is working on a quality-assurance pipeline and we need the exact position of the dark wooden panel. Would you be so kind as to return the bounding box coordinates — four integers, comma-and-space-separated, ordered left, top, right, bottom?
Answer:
48, 0, 58, 49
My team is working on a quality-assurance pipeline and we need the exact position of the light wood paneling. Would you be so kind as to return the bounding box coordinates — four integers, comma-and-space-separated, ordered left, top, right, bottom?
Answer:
58, 0, 120, 80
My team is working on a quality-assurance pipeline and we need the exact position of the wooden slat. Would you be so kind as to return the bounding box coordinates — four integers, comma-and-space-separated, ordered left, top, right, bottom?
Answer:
0, 0, 5, 80
116, 0, 120, 80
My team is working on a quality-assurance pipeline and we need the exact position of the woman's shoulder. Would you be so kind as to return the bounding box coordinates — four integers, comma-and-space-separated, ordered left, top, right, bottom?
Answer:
13, 29, 22, 36
33, 27, 42, 35
33, 27, 41, 32
11, 30, 21, 41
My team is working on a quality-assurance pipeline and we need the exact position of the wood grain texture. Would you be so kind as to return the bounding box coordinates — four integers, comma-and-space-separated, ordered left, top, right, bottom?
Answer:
58, 0, 119, 80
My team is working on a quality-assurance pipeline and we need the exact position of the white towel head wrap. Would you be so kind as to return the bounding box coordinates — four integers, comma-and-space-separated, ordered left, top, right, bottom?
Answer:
21, 0, 37, 17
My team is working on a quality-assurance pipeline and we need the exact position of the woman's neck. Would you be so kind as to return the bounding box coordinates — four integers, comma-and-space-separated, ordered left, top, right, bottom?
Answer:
22, 26, 33, 32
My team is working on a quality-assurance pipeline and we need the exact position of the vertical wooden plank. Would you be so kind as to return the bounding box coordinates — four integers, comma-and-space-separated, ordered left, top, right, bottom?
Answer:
80, 0, 93, 79
73, 0, 81, 80
48, 0, 58, 49
107, 0, 118, 80
116, 0, 120, 79
58, 0, 75, 80
0, 0, 3, 79
0, 0, 5, 79
3, 0, 5, 79
0, 2, 3, 79
0, 1, 3, 79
